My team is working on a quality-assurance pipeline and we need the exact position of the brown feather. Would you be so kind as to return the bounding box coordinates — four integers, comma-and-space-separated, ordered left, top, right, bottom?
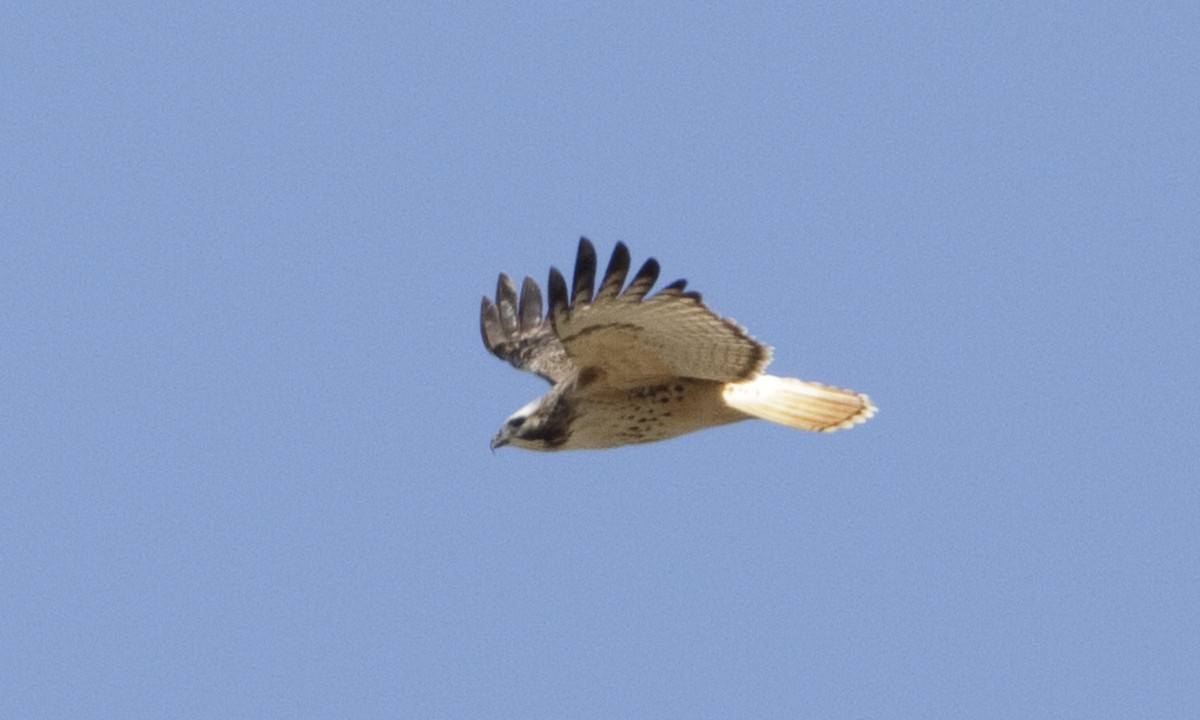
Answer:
547, 266, 569, 323
621, 258, 660, 301
572, 237, 597, 305
653, 278, 689, 298
480, 272, 572, 384
495, 273, 519, 334
480, 296, 505, 349
518, 276, 542, 331
595, 242, 631, 300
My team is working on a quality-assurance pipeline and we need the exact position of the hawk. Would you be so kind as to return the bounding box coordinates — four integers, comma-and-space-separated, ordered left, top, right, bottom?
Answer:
481, 238, 876, 451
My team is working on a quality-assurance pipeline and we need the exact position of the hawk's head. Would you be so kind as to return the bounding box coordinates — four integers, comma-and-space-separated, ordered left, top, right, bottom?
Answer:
490, 396, 571, 451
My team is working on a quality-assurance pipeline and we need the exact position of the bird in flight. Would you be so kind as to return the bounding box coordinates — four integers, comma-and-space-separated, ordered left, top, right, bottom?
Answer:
481, 238, 875, 451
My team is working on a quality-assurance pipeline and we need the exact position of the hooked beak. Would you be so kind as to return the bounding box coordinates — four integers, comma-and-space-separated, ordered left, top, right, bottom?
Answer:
490, 432, 509, 452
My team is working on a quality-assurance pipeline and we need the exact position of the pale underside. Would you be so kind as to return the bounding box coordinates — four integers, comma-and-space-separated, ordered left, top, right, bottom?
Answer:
564, 378, 748, 449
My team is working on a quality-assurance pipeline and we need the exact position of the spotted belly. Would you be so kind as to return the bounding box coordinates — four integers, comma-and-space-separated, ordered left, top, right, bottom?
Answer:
564, 378, 748, 449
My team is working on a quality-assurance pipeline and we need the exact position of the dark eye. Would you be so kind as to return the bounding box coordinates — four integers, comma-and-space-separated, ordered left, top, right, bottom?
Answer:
506, 417, 526, 429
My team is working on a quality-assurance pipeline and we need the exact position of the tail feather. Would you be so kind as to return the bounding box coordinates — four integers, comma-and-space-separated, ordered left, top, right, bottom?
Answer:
722, 374, 876, 432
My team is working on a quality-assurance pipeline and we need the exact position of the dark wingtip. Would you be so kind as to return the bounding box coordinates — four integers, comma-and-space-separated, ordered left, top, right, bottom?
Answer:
547, 265, 569, 318
622, 257, 660, 300
641, 258, 660, 280
572, 237, 597, 305
596, 242, 632, 300
518, 276, 543, 330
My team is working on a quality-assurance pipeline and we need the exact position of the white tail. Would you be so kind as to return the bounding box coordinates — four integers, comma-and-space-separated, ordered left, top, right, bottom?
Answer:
722, 374, 876, 432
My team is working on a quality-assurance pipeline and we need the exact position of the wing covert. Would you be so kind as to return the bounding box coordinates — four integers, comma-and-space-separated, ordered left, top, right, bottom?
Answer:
550, 239, 771, 385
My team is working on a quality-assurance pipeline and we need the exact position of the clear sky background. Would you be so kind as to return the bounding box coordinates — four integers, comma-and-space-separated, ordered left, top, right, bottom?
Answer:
4, 3, 1198, 718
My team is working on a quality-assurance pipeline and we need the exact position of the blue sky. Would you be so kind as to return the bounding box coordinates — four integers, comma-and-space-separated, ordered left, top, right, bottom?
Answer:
3, 2, 1198, 718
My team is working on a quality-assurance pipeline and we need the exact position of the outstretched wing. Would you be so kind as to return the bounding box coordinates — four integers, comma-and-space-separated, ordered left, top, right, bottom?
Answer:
480, 273, 574, 384
547, 238, 771, 387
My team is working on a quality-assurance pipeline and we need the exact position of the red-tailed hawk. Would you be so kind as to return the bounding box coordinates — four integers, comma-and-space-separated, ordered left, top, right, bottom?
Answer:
481, 238, 876, 450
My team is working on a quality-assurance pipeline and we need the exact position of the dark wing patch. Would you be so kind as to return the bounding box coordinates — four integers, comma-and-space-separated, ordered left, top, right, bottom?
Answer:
481, 271, 574, 384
